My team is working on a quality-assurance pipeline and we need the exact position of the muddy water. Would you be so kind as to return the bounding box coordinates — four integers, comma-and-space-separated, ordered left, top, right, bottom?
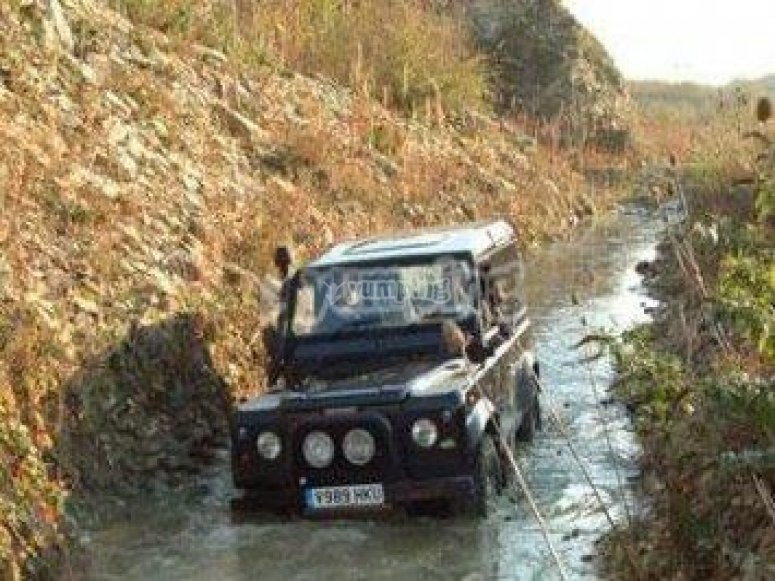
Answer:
80, 206, 663, 580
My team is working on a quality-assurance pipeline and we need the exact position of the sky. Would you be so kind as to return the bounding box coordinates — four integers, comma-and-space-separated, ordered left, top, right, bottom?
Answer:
563, 1, 775, 85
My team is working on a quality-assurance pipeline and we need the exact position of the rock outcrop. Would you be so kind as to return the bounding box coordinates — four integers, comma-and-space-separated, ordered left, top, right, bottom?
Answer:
469, 0, 631, 149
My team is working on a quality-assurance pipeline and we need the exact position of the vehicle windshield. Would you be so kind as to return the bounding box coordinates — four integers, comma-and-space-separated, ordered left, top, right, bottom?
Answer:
291, 258, 476, 337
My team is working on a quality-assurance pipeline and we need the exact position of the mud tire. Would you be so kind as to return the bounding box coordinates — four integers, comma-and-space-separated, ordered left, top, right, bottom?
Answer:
515, 395, 540, 443
470, 433, 503, 517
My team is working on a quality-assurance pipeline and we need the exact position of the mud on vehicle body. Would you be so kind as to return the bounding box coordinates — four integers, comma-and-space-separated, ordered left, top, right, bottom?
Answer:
231, 221, 541, 516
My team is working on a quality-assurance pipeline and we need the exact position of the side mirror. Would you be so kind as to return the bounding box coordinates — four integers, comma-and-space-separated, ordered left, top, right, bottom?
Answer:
273, 245, 293, 279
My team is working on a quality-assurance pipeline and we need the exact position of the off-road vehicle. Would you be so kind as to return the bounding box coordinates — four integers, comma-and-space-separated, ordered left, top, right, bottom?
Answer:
231, 221, 541, 516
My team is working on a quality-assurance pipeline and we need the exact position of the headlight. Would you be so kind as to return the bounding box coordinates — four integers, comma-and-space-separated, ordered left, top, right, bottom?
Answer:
256, 431, 282, 460
411, 418, 439, 448
302, 431, 335, 468
342, 428, 376, 466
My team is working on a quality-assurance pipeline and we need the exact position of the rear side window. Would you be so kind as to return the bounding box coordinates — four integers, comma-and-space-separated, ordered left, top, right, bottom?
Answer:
486, 243, 525, 318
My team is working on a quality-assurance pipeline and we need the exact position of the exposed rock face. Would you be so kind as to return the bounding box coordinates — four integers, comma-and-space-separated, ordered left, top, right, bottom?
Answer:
469, 0, 631, 149
60, 314, 230, 493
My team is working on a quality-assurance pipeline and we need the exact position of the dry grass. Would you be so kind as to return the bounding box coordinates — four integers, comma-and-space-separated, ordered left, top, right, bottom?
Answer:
113, 0, 487, 115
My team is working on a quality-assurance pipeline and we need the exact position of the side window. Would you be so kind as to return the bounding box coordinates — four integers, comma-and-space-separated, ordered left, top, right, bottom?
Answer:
488, 243, 524, 319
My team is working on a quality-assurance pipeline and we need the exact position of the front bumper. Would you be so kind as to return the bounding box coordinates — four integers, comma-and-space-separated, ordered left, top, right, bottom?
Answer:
232, 475, 476, 513
387, 475, 475, 504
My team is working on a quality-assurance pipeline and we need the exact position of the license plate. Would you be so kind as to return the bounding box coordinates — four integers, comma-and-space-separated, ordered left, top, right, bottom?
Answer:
305, 483, 385, 509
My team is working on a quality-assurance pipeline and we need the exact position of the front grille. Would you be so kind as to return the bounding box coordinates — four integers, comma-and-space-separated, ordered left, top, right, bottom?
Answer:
291, 412, 399, 486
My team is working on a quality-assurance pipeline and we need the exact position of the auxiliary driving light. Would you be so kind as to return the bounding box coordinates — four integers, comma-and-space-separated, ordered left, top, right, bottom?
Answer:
411, 418, 439, 448
302, 431, 335, 468
256, 431, 282, 460
343, 428, 376, 466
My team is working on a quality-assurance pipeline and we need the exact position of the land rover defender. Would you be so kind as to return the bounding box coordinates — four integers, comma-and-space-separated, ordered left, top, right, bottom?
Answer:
231, 221, 541, 516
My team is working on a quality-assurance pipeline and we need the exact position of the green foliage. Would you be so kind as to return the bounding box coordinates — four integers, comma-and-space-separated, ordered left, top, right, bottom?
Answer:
713, 101, 775, 358
717, 251, 775, 358
755, 170, 775, 222
614, 326, 692, 426
607, 86, 775, 579
616, 321, 774, 440
706, 372, 775, 441
479, 0, 624, 116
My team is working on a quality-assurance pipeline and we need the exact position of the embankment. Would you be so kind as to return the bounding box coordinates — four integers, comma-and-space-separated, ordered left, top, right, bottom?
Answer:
602, 106, 774, 578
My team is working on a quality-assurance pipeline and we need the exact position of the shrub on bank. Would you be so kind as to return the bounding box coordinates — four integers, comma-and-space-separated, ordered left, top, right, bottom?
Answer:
604, 96, 774, 579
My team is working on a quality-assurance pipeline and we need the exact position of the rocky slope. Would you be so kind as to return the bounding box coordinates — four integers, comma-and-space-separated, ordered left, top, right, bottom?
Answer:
0, 0, 627, 577
469, 0, 630, 149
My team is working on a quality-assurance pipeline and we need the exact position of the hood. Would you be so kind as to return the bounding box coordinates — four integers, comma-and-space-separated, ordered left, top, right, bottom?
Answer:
240, 358, 472, 414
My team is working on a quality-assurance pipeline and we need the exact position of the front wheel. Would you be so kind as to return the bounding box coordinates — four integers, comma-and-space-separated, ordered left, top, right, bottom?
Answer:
515, 395, 540, 443
470, 433, 503, 517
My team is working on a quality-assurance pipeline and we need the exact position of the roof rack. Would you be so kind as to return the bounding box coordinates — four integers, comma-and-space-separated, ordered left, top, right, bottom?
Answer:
308, 220, 516, 268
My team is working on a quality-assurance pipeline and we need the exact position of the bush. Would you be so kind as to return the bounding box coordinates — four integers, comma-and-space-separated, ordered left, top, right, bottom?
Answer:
604, 83, 775, 579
